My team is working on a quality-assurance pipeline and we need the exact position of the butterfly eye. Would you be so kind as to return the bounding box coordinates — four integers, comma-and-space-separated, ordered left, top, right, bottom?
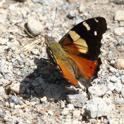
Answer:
94, 31, 97, 36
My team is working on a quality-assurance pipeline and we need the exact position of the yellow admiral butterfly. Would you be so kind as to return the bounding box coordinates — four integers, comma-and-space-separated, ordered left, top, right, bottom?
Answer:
47, 17, 107, 88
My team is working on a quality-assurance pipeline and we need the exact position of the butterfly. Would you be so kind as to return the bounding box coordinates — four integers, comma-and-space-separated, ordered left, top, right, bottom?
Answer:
46, 17, 107, 88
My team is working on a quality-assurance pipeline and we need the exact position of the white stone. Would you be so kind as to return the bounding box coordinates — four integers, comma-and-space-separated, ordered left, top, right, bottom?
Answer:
10, 83, 20, 94
61, 108, 69, 116
114, 27, 124, 36
110, 75, 118, 83
67, 104, 74, 110
88, 84, 108, 96
73, 110, 81, 118
121, 86, 124, 97
115, 10, 124, 21
116, 58, 124, 69
27, 16, 42, 36
85, 97, 114, 118
114, 81, 123, 92
107, 82, 115, 91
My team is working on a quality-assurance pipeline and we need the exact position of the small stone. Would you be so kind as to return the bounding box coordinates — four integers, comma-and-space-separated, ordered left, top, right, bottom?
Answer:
114, 27, 124, 36
40, 96, 47, 103
73, 110, 81, 118
107, 82, 115, 91
121, 87, 124, 97
26, 16, 42, 36
61, 101, 65, 108
111, 0, 124, 4
115, 10, 124, 21
114, 81, 122, 92
88, 84, 108, 96
67, 0, 80, 3
48, 110, 53, 115
31, 48, 40, 55
110, 75, 118, 83
0, 86, 6, 98
79, 4, 85, 13
114, 97, 124, 104
121, 75, 124, 84
9, 95, 21, 105
0, 109, 6, 118
85, 97, 114, 118
10, 82, 20, 94
66, 93, 87, 107
61, 108, 69, 116
115, 58, 124, 69
67, 104, 74, 110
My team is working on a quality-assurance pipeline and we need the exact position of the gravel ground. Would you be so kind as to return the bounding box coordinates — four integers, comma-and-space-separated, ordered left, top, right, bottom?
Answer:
0, 0, 124, 124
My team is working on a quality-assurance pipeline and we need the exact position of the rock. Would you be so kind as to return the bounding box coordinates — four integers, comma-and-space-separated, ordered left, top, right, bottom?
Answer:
0, 109, 6, 118
8, 95, 21, 105
111, 0, 124, 4
115, 10, 124, 21
31, 48, 40, 55
67, 104, 74, 110
26, 16, 42, 36
10, 82, 20, 94
115, 58, 124, 69
121, 86, 124, 97
114, 81, 122, 92
60, 101, 65, 108
40, 96, 47, 103
114, 97, 124, 104
107, 82, 116, 91
73, 110, 81, 118
0, 86, 6, 98
114, 27, 124, 36
32, 0, 54, 5
66, 93, 87, 107
61, 108, 69, 116
110, 75, 118, 83
121, 75, 124, 84
88, 84, 108, 96
85, 97, 114, 118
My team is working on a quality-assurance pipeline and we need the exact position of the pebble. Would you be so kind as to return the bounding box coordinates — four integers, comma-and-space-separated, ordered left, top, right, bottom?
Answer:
115, 10, 124, 21
0, 109, 6, 118
61, 108, 69, 116
114, 97, 124, 104
0, 86, 6, 98
66, 94, 87, 107
85, 97, 114, 118
32, 0, 54, 5
88, 84, 108, 96
26, 16, 42, 36
114, 27, 124, 36
114, 81, 122, 92
10, 82, 20, 94
107, 82, 116, 91
67, 104, 74, 110
121, 75, 124, 84
73, 110, 81, 118
110, 75, 118, 83
31, 48, 40, 55
111, 0, 124, 4
60, 101, 65, 108
121, 86, 124, 97
9, 95, 21, 105
40, 96, 47, 103
115, 58, 124, 69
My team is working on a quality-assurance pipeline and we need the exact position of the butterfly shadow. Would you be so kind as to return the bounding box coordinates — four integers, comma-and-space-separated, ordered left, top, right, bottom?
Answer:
19, 57, 74, 101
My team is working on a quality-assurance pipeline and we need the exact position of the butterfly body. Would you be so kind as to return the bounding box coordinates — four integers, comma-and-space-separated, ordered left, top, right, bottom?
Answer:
47, 17, 107, 87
